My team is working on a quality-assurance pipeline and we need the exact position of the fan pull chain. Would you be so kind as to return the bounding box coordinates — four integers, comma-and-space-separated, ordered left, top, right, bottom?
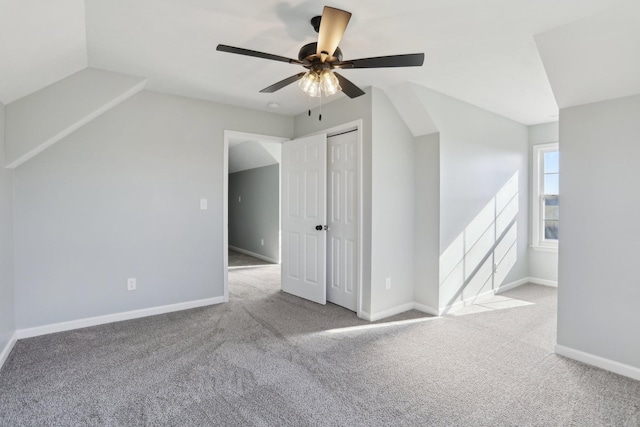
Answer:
318, 92, 322, 121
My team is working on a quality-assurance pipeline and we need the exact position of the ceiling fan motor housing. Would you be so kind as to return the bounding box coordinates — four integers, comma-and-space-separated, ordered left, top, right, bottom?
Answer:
298, 42, 343, 64
311, 15, 322, 33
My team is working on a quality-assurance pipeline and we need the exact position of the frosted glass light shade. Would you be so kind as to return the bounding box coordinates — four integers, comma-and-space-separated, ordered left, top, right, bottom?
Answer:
298, 71, 321, 97
299, 69, 341, 97
320, 69, 341, 96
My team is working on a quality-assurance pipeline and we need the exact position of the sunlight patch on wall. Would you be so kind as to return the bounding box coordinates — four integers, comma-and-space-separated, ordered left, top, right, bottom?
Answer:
439, 173, 520, 311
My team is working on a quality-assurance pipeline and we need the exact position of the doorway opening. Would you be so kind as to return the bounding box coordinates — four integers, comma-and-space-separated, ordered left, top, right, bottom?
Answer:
223, 131, 288, 302
223, 121, 363, 318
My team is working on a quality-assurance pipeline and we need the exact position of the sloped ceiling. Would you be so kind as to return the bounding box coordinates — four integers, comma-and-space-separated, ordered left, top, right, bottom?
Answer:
229, 138, 282, 174
1, 0, 635, 125
0, 0, 87, 104
535, 0, 640, 109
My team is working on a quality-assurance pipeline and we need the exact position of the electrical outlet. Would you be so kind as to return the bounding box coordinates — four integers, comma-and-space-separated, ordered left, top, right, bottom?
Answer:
493, 263, 498, 273
261, 238, 264, 246
385, 277, 391, 290
200, 198, 208, 210
127, 278, 136, 291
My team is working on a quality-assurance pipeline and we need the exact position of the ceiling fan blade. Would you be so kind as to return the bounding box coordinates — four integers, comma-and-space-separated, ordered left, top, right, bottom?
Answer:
334, 72, 365, 98
334, 53, 425, 69
260, 72, 307, 93
217, 44, 303, 65
316, 7, 351, 61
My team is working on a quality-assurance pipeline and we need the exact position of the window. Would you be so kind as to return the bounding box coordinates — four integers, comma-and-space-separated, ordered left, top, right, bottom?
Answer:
532, 143, 559, 250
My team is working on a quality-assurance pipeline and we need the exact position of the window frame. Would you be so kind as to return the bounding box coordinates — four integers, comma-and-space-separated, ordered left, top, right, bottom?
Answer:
531, 142, 559, 251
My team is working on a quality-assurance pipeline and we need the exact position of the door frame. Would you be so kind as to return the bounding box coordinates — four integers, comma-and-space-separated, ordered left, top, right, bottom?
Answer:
222, 120, 364, 319
299, 119, 364, 318
222, 130, 289, 302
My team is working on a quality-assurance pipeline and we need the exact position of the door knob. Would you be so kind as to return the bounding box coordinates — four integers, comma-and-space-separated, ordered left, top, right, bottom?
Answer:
315, 225, 323, 231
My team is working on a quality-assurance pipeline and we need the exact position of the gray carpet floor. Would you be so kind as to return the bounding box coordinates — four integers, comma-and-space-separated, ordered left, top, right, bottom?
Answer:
228, 249, 276, 268
1, 266, 639, 426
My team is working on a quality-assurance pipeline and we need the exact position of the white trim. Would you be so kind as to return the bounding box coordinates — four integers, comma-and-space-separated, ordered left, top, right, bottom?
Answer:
365, 302, 416, 322
555, 344, 640, 381
496, 277, 558, 294
223, 133, 229, 303
0, 332, 18, 370
439, 277, 559, 314
439, 289, 496, 315
359, 275, 552, 321
359, 302, 439, 322
6, 80, 147, 169
528, 277, 558, 287
15, 297, 224, 339
356, 122, 363, 321
531, 142, 559, 249
356, 278, 556, 321
495, 277, 531, 293
344, 277, 558, 322
413, 302, 440, 316
530, 244, 558, 253
358, 311, 372, 321
228, 245, 279, 264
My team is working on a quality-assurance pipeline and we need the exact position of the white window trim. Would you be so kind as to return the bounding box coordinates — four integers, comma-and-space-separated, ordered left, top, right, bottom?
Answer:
531, 142, 559, 252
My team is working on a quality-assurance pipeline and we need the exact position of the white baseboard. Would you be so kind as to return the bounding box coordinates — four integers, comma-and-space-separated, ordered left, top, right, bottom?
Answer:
439, 288, 496, 315
555, 344, 640, 381
495, 277, 530, 294
495, 277, 557, 294
527, 277, 558, 287
16, 296, 225, 340
367, 302, 416, 322
413, 302, 440, 316
0, 332, 18, 371
361, 302, 439, 322
228, 245, 279, 264
369, 278, 559, 320
358, 310, 372, 321
442, 277, 556, 315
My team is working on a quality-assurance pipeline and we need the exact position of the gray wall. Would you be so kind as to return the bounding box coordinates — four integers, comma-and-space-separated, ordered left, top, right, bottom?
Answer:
558, 94, 640, 369
370, 88, 416, 314
13, 90, 292, 328
228, 164, 280, 262
528, 122, 559, 282
0, 102, 16, 350
294, 86, 529, 317
413, 133, 440, 311
411, 86, 529, 310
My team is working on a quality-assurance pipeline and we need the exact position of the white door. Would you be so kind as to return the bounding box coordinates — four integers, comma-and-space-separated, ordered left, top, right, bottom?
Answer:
281, 133, 327, 304
327, 131, 358, 311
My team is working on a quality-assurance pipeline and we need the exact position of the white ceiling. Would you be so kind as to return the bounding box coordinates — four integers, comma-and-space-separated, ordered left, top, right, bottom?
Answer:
228, 137, 282, 174
0, 0, 87, 104
1, 0, 634, 125
535, 0, 640, 109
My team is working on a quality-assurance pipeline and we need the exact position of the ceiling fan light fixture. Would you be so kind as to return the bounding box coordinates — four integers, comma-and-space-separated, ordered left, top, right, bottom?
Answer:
320, 69, 341, 96
298, 69, 342, 97
298, 70, 321, 97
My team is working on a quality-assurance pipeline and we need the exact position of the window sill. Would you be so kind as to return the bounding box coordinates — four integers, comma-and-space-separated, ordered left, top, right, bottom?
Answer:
530, 244, 558, 253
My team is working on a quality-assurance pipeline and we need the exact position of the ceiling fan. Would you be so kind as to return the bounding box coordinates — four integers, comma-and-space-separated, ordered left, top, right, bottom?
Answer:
216, 6, 425, 99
